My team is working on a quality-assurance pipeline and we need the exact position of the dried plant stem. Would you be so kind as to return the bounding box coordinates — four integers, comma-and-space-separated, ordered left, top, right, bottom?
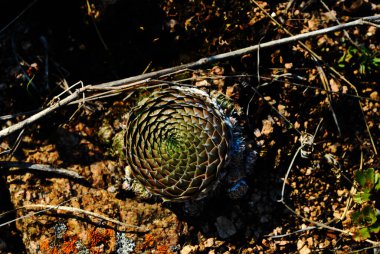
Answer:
0, 15, 378, 139
0, 0, 38, 35
22, 204, 148, 232
319, 0, 358, 47
253, 0, 344, 136
1, 191, 147, 233
0, 194, 86, 228
268, 225, 316, 239
251, 86, 301, 135
280, 201, 380, 245
251, 0, 378, 154
86, 0, 109, 51
279, 136, 380, 245
0, 161, 85, 180
0, 87, 84, 138
93, 15, 378, 89
314, 60, 341, 136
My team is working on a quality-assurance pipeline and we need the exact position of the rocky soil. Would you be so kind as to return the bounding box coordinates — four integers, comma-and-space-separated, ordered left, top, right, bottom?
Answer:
0, 0, 379, 253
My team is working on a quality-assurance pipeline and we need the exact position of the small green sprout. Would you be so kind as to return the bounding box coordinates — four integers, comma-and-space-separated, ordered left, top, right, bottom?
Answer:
351, 168, 380, 241
338, 46, 380, 75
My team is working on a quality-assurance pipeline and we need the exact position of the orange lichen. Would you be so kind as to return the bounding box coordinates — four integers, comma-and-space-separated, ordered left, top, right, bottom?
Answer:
39, 236, 78, 254
39, 238, 51, 252
88, 228, 115, 252
39, 226, 118, 254
89, 228, 114, 246
157, 245, 170, 253
60, 237, 78, 254
144, 233, 156, 248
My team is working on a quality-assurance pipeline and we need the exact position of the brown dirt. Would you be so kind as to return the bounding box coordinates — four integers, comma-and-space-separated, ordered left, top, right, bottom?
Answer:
0, 0, 379, 253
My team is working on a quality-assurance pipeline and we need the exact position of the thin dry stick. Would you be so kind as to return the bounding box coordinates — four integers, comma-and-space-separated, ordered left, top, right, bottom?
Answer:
347, 244, 380, 254
252, 86, 301, 135
177, 74, 380, 103
251, 0, 378, 155
85, 0, 109, 51
0, 87, 84, 138
93, 15, 379, 89
0, 0, 38, 35
279, 135, 380, 245
0, 16, 378, 139
338, 150, 364, 222
0, 161, 85, 180
268, 225, 316, 239
0, 186, 146, 233
279, 145, 303, 201
278, 146, 380, 245
280, 202, 380, 245
314, 58, 342, 136
4, 129, 24, 158
0, 193, 87, 227
22, 204, 148, 232
319, 0, 358, 47
0, 109, 41, 121
0, 206, 55, 228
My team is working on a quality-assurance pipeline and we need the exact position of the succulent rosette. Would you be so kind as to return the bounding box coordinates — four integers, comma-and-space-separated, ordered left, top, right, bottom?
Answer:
124, 86, 233, 201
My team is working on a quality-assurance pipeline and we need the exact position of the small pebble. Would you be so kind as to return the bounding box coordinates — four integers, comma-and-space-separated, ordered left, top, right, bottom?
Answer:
215, 216, 237, 239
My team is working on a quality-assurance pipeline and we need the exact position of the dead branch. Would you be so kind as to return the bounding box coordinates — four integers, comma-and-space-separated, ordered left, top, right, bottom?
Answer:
0, 87, 84, 138
0, 161, 85, 180
0, 202, 148, 233
93, 15, 379, 89
251, 0, 377, 154
0, 0, 38, 35
22, 204, 149, 232
0, 15, 378, 139
278, 127, 380, 245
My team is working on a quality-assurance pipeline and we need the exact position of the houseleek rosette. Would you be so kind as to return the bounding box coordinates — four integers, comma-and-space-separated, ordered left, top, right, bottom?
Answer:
124, 86, 232, 201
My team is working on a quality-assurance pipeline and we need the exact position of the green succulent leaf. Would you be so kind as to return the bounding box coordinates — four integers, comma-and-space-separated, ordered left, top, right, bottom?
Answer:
352, 206, 377, 226
375, 172, 380, 191
360, 64, 366, 75
348, 46, 358, 55
362, 206, 378, 225
338, 52, 347, 64
337, 45, 380, 74
352, 211, 362, 225
353, 192, 371, 204
353, 227, 371, 242
369, 218, 380, 234
372, 57, 380, 66
355, 168, 375, 193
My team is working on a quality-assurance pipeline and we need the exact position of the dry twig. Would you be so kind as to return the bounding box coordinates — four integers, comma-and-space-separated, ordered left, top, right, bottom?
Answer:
22, 204, 148, 232
250, 0, 378, 154
0, 0, 38, 35
0, 161, 85, 180
278, 125, 380, 245
0, 15, 377, 139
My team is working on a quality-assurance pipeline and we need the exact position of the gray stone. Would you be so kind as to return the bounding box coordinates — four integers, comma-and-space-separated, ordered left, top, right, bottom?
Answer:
214, 216, 237, 239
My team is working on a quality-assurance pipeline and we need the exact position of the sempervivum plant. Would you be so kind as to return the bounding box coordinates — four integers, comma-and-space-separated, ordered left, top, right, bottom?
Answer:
124, 86, 233, 202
